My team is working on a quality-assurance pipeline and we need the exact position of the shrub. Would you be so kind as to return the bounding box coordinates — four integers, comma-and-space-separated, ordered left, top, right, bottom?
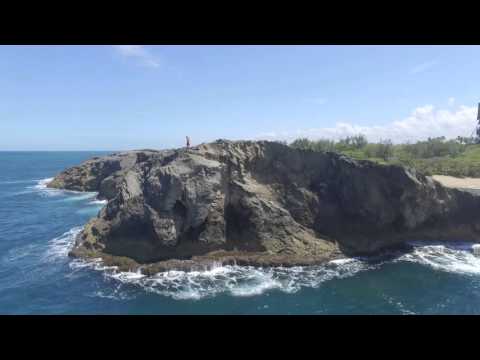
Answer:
375, 139, 394, 161
402, 137, 466, 159
290, 138, 314, 151
336, 134, 368, 151
290, 138, 336, 152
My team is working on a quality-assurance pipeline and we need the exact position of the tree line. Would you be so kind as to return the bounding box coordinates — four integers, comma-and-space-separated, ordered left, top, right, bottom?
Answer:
286, 135, 480, 177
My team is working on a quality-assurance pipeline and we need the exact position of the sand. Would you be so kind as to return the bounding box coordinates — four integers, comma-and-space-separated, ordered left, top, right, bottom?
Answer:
432, 175, 480, 189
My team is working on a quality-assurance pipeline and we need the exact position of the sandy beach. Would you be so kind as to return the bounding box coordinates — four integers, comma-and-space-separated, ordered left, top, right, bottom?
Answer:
432, 175, 480, 189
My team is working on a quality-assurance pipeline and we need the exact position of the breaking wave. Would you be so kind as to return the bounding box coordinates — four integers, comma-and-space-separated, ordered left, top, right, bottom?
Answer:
68, 256, 376, 300
1, 178, 55, 198
139, 260, 373, 300
58, 193, 98, 202
397, 242, 480, 275
45, 224, 480, 300
22, 178, 104, 206
43, 226, 83, 262
44, 224, 374, 301
34, 178, 54, 190
89, 199, 108, 205
28, 178, 94, 198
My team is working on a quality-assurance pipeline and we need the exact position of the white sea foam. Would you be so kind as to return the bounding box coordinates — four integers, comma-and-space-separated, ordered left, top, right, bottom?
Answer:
42, 220, 480, 300
91, 288, 134, 301
3, 226, 83, 266
25, 178, 107, 207
65, 255, 374, 300
110, 269, 146, 281
28, 178, 67, 197
396, 242, 480, 275
328, 258, 357, 266
89, 199, 108, 205
4, 178, 54, 197
43, 226, 83, 262
58, 193, 98, 202
381, 294, 416, 315
35, 178, 54, 189
75, 242, 480, 300
29, 178, 92, 198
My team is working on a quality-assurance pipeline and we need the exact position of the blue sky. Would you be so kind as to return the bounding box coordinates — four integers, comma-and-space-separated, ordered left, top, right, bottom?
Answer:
0, 45, 479, 150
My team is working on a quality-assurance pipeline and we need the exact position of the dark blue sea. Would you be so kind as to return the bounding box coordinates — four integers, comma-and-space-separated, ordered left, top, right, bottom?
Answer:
1, 151, 480, 314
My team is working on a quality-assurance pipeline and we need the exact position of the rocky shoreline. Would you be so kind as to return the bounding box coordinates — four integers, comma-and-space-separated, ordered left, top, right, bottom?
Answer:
48, 140, 480, 274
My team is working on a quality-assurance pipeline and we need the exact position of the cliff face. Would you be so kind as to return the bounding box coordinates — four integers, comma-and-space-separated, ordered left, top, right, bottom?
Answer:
48, 140, 480, 273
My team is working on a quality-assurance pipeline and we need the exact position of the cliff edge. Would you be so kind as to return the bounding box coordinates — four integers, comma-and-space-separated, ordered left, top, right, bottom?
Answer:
48, 140, 480, 273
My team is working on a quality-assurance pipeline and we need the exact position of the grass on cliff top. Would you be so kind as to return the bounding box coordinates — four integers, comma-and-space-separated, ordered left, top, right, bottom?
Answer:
402, 145, 480, 177
288, 136, 480, 178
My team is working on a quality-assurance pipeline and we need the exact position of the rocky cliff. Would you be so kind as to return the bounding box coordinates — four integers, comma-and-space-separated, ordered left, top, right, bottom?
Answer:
48, 140, 480, 273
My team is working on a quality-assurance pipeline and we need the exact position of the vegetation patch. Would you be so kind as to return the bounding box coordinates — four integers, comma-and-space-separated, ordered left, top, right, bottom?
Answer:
288, 135, 480, 178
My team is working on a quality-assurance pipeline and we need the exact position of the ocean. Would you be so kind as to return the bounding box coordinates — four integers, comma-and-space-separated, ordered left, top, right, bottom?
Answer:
1, 151, 480, 314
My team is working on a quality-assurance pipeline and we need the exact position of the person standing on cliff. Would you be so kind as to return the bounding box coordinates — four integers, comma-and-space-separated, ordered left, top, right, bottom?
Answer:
186, 136, 191, 149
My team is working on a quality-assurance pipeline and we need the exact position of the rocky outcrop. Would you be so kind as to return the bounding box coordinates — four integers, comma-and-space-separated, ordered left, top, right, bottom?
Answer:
48, 140, 480, 273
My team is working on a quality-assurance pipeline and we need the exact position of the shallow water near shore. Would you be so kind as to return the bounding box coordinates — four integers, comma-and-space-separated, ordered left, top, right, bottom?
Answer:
2, 151, 480, 314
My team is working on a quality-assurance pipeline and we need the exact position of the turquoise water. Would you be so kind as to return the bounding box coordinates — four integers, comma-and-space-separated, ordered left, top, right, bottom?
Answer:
1, 151, 480, 314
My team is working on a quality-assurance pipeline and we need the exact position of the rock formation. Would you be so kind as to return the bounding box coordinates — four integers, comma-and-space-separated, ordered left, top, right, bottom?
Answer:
48, 140, 480, 273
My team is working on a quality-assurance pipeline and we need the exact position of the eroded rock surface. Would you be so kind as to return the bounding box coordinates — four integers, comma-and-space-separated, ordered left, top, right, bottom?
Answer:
48, 140, 480, 273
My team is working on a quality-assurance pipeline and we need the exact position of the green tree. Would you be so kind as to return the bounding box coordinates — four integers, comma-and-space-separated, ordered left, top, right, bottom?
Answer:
376, 139, 394, 161
290, 138, 313, 151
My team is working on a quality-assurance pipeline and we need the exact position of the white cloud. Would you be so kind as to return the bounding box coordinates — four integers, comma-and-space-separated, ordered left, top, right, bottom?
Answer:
448, 97, 455, 106
112, 45, 160, 68
256, 104, 477, 143
410, 60, 439, 74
